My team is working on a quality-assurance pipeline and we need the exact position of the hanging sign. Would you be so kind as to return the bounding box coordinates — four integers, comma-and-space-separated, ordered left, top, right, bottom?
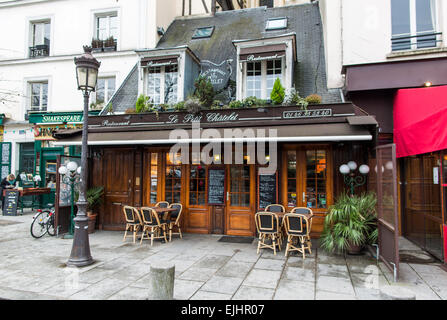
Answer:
34, 124, 82, 140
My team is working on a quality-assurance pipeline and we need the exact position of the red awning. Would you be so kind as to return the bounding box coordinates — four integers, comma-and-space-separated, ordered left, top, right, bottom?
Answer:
394, 85, 447, 157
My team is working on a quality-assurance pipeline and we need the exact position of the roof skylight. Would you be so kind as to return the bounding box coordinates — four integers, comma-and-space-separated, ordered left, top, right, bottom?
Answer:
192, 26, 215, 39
266, 17, 288, 30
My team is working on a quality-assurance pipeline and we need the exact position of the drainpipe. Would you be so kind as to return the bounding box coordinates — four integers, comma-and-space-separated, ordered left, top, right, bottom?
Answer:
212, 0, 216, 15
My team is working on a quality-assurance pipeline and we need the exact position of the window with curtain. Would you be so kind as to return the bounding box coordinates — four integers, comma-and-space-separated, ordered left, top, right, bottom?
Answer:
245, 59, 282, 99
147, 65, 178, 105
391, 0, 437, 51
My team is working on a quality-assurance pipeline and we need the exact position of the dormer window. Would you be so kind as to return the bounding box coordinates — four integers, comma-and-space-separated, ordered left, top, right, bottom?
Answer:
234, 35, 296, 101
137, 47, 201, 106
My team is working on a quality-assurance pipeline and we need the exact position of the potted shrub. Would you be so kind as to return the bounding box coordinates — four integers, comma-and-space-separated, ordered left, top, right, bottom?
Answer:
103, 36, 116, 51
270, 78, 285, 105
320, 192, 377, 255
91, 38, 103, 52
86, 186, 104, 234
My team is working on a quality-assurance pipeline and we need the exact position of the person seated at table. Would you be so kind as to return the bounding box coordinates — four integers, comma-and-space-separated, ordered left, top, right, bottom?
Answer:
0, 174, 18, 210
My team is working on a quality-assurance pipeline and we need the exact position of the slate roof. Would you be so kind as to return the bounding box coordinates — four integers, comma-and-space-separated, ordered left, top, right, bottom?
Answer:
105, 3, 341, 114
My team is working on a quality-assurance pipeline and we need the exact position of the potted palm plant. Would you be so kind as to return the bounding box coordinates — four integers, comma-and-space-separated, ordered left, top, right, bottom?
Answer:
320, 192, 377, 255
86, 186, 104, 234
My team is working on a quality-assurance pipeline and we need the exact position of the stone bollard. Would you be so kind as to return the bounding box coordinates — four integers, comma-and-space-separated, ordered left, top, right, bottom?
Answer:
147, 261, 175, 300
379, 285, 416, 300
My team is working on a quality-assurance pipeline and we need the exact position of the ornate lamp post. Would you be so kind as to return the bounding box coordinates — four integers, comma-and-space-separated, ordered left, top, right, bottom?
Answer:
339, 161, 370, 196
58, 162, 81, 238
67, 46, 100, 267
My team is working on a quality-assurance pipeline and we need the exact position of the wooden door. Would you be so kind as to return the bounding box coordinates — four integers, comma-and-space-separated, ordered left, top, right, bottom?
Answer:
102, 148, 135, 230
225, 164, 256, 236
185, 163, 210, 234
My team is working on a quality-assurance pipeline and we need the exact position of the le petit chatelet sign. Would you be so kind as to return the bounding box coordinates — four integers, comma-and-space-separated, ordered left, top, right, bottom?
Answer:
97, 106, 340, 128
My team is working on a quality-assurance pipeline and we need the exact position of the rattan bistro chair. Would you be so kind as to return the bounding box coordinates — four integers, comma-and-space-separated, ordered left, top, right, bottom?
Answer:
283, 213, 312, 258
139, 207, 168, 246
290, 207, 313, 244
255, 211, 282, 255
167, 203, 183, 241
265, 204, 285, 213
155, 201, 169, 208
123, 205, 143, 244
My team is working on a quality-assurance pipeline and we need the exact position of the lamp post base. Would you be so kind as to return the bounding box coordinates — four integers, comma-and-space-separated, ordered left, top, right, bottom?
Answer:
67, 202, 94, 267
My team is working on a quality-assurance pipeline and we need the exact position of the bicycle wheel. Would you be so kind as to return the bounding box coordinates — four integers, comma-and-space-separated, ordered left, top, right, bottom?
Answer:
30, 212, 48, 238
46, 211, 56, 236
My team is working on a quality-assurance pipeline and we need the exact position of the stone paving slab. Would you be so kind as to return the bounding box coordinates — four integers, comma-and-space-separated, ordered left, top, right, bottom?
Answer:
316, 275, 355, 296
200, 275, 244, 295
273, 279, 315, 300
242, 269, 282, 289
232, 286, 275, 300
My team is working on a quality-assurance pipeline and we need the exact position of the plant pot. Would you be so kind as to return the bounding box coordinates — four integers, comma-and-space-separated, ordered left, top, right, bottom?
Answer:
347, 242, 364, 255
87, 213, 97, 234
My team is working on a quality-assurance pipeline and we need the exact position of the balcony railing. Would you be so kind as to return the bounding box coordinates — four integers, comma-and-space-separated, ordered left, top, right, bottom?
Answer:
29, 44, 49, 58
391, 31, 442, 52
91, 38, 117, 53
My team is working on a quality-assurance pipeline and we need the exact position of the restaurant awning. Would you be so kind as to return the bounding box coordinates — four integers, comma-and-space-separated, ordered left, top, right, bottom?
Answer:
140, 55, 179, 68
53, 123, 373, 146
394, 85, 447, 158
239, 44, 286, 62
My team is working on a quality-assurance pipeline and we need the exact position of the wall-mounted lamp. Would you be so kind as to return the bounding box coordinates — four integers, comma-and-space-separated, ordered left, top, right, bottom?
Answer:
424, 81, 433, 87
339, 161, 369, 195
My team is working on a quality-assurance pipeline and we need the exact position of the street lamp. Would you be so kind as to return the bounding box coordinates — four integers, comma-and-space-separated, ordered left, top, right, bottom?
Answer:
339, 161, 370, 195
67, 46, 100, 267
58, 161, 79, 238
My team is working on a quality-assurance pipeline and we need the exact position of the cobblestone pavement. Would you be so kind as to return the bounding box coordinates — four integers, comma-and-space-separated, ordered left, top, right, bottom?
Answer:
0, 212, 446, 300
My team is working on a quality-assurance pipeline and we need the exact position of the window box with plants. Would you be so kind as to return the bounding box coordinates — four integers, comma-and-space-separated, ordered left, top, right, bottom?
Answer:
103, 36, 117, 52
118, 76, 325, 117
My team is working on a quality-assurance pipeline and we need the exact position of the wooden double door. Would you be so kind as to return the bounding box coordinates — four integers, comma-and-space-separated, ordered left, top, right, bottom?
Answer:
184, 163, 256, 236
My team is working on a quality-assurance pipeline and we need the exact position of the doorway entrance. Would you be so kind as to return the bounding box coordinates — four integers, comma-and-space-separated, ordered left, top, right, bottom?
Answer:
401, 152, 444, 261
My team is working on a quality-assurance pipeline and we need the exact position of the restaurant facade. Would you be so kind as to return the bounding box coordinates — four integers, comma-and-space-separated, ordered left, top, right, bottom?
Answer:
54, 4, 379, 238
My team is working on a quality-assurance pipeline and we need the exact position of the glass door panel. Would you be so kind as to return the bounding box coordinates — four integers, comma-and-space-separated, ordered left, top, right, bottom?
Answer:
165, 152, 182, 203
229, 165, 251, 207
305, 149, 327, 209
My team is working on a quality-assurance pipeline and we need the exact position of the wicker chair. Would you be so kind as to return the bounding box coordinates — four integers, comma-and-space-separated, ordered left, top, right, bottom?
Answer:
283, 213, 312, 258
139, 207, 168, 246
122, 205, 143, 244
290, 207, 313, 244
155, 201, 169, 208
167, 203, 183, 241
255, 211, 282, 255
265, 204, 285, 213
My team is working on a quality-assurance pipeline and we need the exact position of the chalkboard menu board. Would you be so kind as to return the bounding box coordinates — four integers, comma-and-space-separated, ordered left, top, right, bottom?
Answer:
258, 172, 278, 209
208, 168, 226, 205
3, 190, 19, 216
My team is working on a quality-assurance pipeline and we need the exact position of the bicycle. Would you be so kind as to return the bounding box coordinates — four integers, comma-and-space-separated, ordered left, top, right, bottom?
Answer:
30, 207, 56, 238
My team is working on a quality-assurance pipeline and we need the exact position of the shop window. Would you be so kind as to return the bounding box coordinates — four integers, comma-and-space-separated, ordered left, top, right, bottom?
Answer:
95, 77, 116, 105
305, 150, 327, 209
286, 148, 328, 209
245, 59, 282, 99
391, 0, 438, 51
189, 162, 207, 206
229, 165, 251, 207
147, 65, 178, 105
29, 81, 48, 111
165, 152, 182, 203
29, 20, 50, 58
150, 153, 158, 204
